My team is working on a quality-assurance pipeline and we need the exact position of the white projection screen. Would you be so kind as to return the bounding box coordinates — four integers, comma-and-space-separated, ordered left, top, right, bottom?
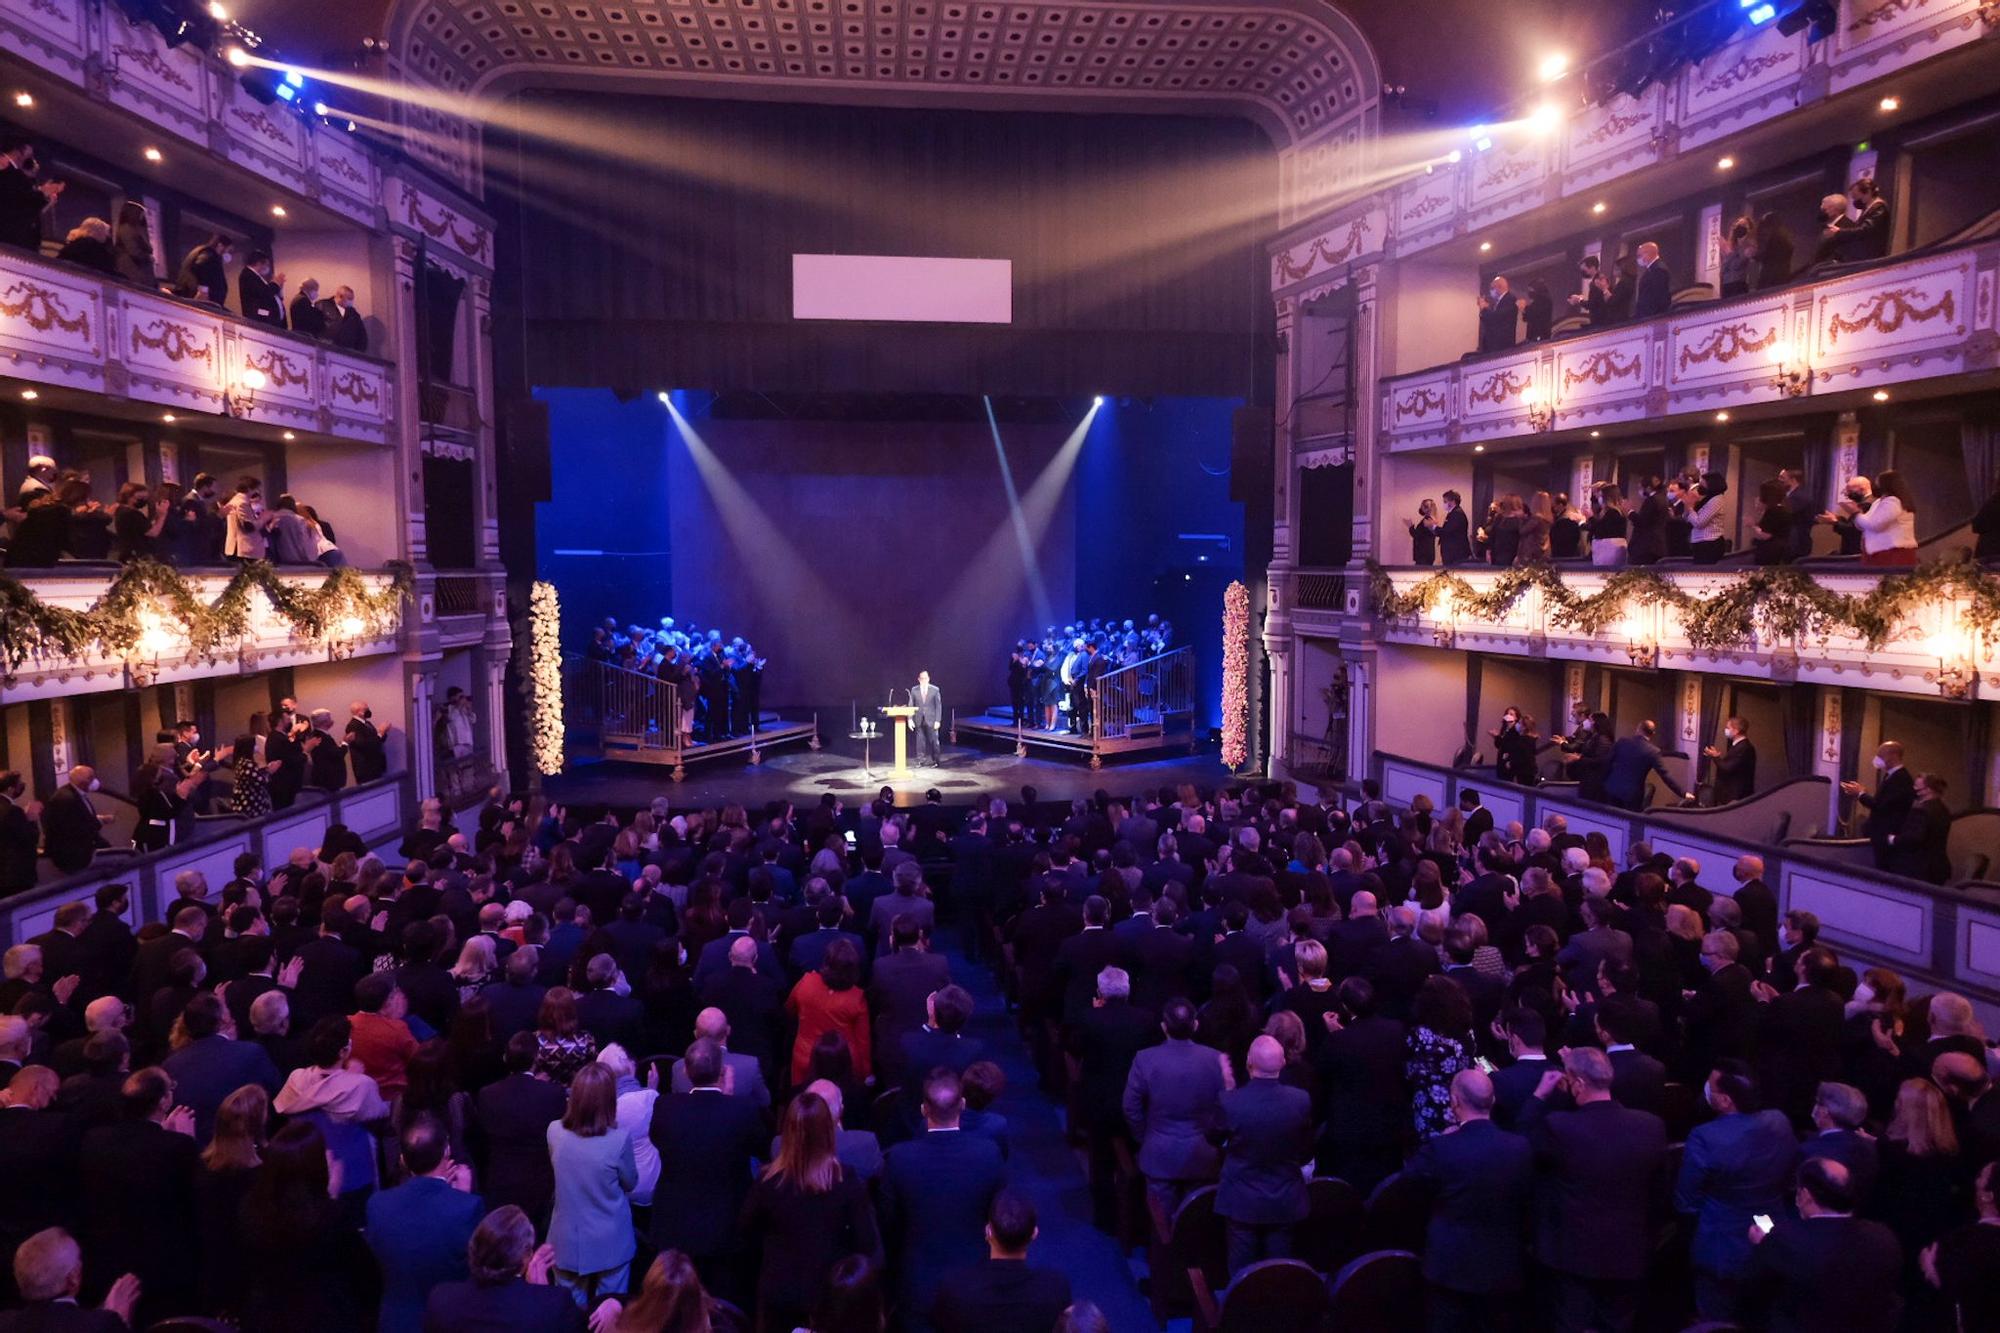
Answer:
792, 254, 1013, 324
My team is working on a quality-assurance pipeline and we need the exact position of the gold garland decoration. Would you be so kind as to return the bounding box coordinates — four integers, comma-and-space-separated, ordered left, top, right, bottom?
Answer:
1364, 558, 2000, 654
0, 559, 414, 675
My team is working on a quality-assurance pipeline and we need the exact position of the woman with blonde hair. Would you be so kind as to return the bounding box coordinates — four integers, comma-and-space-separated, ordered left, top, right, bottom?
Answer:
546, 1063, 638, 1305
1881, 1077, 1964, 1306
1409, 498, 1440, 566
740, 1091, 880, 1331
450, 934, 499, 1002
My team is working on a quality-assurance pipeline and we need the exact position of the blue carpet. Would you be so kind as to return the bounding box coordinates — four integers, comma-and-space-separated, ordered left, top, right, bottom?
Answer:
948, 939, 1161, 1333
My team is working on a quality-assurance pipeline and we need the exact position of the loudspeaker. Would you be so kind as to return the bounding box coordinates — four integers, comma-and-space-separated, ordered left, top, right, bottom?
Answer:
1229, 405, 1273, 504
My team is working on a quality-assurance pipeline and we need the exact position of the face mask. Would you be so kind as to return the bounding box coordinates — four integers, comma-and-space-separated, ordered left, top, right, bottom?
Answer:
1853, 983, 1875, 1009
1872, 756, 1887, 771
1702, 1080, 1717, 1109
88, 778, 101, 792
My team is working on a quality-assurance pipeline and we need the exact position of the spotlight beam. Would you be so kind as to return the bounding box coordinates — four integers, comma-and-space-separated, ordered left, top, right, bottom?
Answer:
982, 394, 1053, 628
940, 398, 1100, 620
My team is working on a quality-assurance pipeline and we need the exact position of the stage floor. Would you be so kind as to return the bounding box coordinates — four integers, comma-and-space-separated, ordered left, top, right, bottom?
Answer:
547, 707, 1233, 811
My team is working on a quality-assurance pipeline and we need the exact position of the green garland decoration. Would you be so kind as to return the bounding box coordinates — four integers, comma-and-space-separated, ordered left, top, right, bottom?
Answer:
0, 559, 415, 675
1364, 558, 2000, 654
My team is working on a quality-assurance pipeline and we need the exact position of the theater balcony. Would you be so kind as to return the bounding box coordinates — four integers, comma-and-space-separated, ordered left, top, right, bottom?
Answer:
1377, 237, 1997, 455
0, 0, 383, 229
0, 245, 393, 446
0, 562, 410, 704
1359, 561, 1992, 698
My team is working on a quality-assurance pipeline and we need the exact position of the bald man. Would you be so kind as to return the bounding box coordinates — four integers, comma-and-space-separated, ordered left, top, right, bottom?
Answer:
40, 765, 111, 875
1633, 240, 1672, 319
1214, 1035, 1313, 1274
668, 1006, 771, 1108
1403, 1069, 1534, 1328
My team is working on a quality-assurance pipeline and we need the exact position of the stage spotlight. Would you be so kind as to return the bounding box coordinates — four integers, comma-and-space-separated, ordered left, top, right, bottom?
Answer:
657, 391, 670, 404
1744, 1, 1777, 23
312, 101, 329, 117
1473, 133, 1494, 153
207, 1, 228, 18
226, 46, 250, 68
1528, 103, 1563, 136
1093, 395, 1104, 407
1775, 0, 1838, 40
1538, 53, 1570, 83
1446, 149, 1463, 164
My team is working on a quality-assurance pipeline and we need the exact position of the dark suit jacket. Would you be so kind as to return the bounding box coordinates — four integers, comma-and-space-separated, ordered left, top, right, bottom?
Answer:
1215, 1078, 1313, 1224
1633, 261, 1672, 318
880, 1130, 1009, 1322
1713, 738, 1757, 804
78, 1118, 199, 1300
289, 292, 327, 338
471, 1073, 567, 1223
648, 1089, 769, 1259
1891, 796, 1952, 884
1605, 1046, 1668, 1117
292, 934, 365, 1029
40, 785, 105, 875
0, 1106, 79, 1255
483, 979, 546, 1041
1477, 290, 1519, 352
1402, 1118, 1534, 1293
1858, 767, 1915, 846
239, 267, 286, 326
0, 797, 37, 892
1602, 735, 1680, 808
933, 1258, 1072, 1333
1123, 1037, 1227, 1181
319, 299, 368, 352
365, 1176, 486, 1333
1757, 985, 1845, 1123
1438, 507, 1472, 565
1052, 927, 1123, 1023
1069, 999, 1158, 1130
160, 1035, 281, 1144
1129, 925, 1198, 1010
1326, 914, 1389, 981
421, 1276, 586, 1332
1366, 934, 1440, 1020
0, 1306, 127, 1333
699, 965, 784, 1068
1798, 1128, 1881, 1207
1755, 1215, 1903, 1333
1519, 1097, 1667, 1281
1489, 1053, 1554, 1131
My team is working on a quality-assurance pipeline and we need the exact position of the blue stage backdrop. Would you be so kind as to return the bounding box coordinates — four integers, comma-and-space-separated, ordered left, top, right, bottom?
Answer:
536, 388, 1243, 728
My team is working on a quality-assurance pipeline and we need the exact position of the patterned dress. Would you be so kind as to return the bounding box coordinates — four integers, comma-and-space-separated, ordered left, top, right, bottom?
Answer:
230, 754, 271, 817
1407, 1025, 1473, 1140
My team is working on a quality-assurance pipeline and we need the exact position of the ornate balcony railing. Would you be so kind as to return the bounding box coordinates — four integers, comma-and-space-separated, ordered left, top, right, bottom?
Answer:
0, 563, 407, 702
1378, 238, 1994, 451
1364, 560, 1996, 701
0, 247, 394, 444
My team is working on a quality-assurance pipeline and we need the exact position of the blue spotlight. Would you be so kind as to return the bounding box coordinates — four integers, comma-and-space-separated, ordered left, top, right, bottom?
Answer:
274, 82, 296, 102
1744, 1, 1777, 23
1093, 395, 1104, 407
284, 69, 304, 88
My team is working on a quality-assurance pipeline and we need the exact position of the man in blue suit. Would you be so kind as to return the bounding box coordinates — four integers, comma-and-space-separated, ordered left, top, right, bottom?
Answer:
1401, 1068, 1534, 1330
1214, 1035, 1314, 1274
422, 1205, 584, 1332
365, 1119, 485, 1333
880, 1070, 1008, 1333
158, 993, 278, 1145
1675, 1061, 1797, 1323
1601, 720, 1689, 811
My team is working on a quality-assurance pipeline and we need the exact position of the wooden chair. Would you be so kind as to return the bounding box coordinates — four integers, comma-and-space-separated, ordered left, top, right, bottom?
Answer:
1325, 1249, 1424, 1333
1294, 1175, 1367, 1275
1362, 1170, 1432, 1256
1189, 1258, 1329, 1333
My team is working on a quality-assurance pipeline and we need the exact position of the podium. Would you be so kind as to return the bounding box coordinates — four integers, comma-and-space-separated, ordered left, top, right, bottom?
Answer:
878, 705, 917, 776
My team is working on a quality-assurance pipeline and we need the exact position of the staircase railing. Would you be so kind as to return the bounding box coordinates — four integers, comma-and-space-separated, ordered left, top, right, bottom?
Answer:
583, 659, 681, 752
1092, 645, 1194, 742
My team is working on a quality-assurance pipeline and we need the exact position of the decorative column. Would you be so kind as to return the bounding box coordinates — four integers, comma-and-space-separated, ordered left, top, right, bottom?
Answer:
469, 274, 501, 565
391, 236, 429, 566
408, 666, 437, 801
1263, 621, 1292, 780
1813, 687, 1846, 838
1350, 266, 1379, 566
482, 651, 510, 794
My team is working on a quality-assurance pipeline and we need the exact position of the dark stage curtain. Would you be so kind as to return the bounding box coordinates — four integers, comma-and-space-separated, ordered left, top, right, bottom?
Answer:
498, 92, 1274, 399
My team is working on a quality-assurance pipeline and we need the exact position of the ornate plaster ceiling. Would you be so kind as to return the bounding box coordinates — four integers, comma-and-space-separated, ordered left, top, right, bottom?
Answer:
384, 0, 1381, 145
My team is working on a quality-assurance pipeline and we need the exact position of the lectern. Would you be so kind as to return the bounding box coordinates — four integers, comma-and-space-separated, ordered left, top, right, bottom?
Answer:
878, 705, 918, 776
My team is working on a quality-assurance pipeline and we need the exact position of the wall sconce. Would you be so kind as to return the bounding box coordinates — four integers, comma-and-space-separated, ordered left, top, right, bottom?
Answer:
126, 603, 176, 687
1621, 605, 1659, 669
1769, 339, 1811, 398
327, 612, 369, 661
1523, 386, 1555, 432
1428, 586, 1459, 648
1924, 616, 1978, 700
224, 366, 268, 418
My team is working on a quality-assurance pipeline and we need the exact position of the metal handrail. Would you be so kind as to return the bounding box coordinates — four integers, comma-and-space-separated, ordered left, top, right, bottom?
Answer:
1091, 645, 1194, 743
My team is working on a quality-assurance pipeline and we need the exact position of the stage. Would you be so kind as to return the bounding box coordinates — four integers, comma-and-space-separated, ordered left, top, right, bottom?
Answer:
545, 706, 1234, 811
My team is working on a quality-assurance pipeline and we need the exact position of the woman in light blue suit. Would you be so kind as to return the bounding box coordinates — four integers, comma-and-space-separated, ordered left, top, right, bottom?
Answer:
545, 1063, 639, 1305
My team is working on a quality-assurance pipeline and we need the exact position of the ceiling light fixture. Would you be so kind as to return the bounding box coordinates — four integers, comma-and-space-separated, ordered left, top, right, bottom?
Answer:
20, 388, 38, 400
1715, 411, 1730, 423
270, 204, 287, 218
11, 92, 31, 109
143, 146, 163, 163
1717, 155, 1736, 170
1872, 389, 1890, 402
1879, 95, 1900, 112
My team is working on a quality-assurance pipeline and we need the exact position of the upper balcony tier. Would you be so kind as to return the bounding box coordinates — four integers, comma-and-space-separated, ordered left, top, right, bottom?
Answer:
0, 245, 393, 446
1378, 237, 1998, 453
1268, 0, 1998, 298
0, 561, 409, 704
1361, 560, 1996, 701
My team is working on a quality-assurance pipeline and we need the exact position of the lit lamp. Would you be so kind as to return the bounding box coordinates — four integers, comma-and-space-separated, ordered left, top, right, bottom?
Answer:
329, 612, 369, 661
1770, 338, 1811, 398
127, 603, 175, 687
1523, 384, 1554, 433
1430, 585, 1460, 648
1925, 612, 1977, 700
1621, 605, 1659, 669
225, 365, 268, 418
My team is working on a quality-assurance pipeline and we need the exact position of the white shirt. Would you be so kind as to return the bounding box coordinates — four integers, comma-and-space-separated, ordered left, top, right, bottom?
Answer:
1690, 495, 1729, 545
1853, 495, 1916, 552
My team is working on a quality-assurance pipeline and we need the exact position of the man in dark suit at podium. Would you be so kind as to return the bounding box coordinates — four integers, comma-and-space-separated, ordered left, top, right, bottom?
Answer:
912, 670, 943, 767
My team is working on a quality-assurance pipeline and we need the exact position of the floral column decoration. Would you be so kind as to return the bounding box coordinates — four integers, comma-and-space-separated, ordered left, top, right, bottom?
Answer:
527, 580, 565, 776
1221, 579, 1250, 771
